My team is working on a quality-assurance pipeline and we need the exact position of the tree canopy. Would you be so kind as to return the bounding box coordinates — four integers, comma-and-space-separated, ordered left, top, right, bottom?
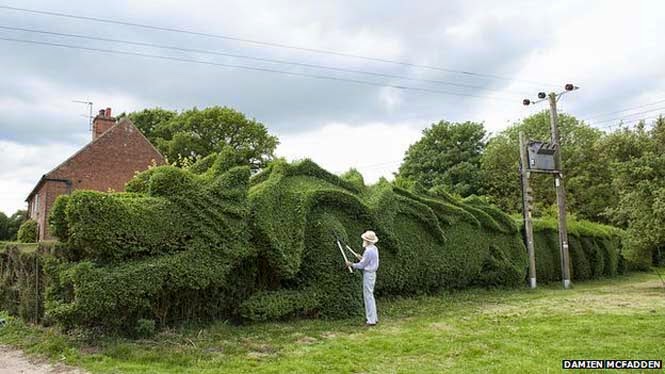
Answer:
396, 120, 486, 197
128, 106, 279, 169
604, 118, 665, 268
119, 106, 665, 269
128, 107, 177, 141
0, 212, 8, 240
0, 209, 28, 241
480, 111, 605, 221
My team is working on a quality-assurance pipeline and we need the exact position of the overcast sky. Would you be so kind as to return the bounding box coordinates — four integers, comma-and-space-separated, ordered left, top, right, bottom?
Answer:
1, 1, 664, 215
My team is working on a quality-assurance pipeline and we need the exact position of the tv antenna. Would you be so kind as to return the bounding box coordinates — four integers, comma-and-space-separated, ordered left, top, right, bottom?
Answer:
72, 99, 93, 130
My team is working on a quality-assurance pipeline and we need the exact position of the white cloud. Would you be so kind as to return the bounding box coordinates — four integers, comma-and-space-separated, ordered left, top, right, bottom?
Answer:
476, 1, 665, 126
276, 121, 424, 183
0, 75, 154, 143
2, 0, 665, 214
0, 140, 80, 215
378, 87, 403, 113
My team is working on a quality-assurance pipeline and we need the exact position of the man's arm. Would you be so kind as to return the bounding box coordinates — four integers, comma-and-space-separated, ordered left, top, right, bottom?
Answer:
352, 249, 373, 270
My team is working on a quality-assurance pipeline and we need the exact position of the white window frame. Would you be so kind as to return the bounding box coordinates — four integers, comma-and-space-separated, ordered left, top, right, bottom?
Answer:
33, 193, 40, 217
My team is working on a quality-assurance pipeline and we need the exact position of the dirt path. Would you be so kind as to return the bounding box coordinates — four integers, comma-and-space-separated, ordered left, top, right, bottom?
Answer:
0, 345, 86, 374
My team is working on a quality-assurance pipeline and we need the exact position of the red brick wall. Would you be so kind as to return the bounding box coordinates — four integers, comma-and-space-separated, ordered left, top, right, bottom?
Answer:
44, 181, 70, 240
27, 183, 44, 238
28, 181, 70, 240
30, 120, 165, 240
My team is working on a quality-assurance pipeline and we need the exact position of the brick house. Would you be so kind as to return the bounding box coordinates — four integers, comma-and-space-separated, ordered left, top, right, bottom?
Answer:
26, 108, 165, 240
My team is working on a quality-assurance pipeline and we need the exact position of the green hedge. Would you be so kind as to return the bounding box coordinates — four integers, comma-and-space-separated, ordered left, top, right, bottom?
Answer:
239, 160, 529, 321
45, 248, 257, 332
53, 165, 250, 263
239, 289, 319, 322
48, 195, 70, 241
40, 159, 253, 332
1, 156, 626, 333
340, 168, 366, 191
524, 217, 625, 283
0, 242, 59, 322
17, 220, 38, 243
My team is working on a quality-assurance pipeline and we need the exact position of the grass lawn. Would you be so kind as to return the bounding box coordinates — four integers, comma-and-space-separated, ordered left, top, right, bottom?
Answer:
1, 270, 664, 373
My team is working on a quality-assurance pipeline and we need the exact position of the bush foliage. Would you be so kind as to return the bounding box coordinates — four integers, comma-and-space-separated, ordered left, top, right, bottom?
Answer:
0, 242, 58, 322
17, 219, 38, 243
1, 157, 625, 333
519, 217, 625, 282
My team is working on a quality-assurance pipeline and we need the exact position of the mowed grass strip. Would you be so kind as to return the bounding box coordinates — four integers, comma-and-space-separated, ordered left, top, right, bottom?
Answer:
1, 270, 664, 373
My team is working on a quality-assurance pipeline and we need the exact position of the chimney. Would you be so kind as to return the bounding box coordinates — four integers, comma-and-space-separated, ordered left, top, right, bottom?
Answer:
92, 107, 115, 141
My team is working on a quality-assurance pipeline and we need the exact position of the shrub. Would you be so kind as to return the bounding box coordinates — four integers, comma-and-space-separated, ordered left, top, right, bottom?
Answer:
17, 220, 38, 243
0, 243, 51, 322
340, 168, 366, 191
240, 160, 528, 320
63, 191, 190, 262
476, 243, 525, 288
187, 152, 218, 174
43, 158, 253, 331
134, 319, 156, 338
6, 156, 623, 333
55, 165, 250, 263
48, 195, 70, 241
46, 251, 258, 332
239, 289, 319, 321
524, 217, 624, 283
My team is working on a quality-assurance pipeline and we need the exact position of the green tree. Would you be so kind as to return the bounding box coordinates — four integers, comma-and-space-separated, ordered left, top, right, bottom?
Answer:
6, 210, 28, 241
481, 111, 605, 221
0, 211, 9, 240
128, 108, 177, 140
128, 106, 279, 170
651, 115, 665, 153
606, 117, 665, 268
396, 120, 486, 196
593, 122, 653, 226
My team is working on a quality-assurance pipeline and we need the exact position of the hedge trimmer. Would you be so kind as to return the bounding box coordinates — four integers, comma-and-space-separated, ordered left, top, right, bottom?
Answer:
335, 230, 364, 258
333, 230, 364, 273
333, 230, 353, 273
345, 244, 361, 260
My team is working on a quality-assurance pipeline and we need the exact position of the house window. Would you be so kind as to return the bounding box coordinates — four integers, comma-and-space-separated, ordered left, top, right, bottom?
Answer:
33, 193, 40, 217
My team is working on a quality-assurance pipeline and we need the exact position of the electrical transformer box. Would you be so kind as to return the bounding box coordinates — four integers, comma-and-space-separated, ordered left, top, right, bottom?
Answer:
526, 141, 557, 171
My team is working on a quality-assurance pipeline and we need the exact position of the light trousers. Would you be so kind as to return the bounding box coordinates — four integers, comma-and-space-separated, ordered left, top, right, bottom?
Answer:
363, 271, 378, 324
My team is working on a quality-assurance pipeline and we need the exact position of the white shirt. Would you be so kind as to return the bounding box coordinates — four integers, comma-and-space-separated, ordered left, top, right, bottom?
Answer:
352, 244, 379, 272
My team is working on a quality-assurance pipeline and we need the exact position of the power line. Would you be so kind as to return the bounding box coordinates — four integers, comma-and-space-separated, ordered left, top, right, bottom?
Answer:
596, 115, 662, 130
583, 98, 665, 120
595, 116, 660, 130
0, 24, 525, 96
0, 36, 516, 101
590, 106, 665, 125
0, 4, 558, 88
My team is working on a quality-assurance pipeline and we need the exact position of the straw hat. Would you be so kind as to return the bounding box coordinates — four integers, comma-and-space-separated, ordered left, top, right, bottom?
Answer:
361, 230, 379, 244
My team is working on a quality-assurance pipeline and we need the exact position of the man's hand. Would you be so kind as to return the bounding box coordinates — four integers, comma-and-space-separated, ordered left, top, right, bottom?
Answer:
345, 260, 353, 268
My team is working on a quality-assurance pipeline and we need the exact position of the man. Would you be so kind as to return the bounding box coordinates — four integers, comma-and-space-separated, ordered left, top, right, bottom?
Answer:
346, 230, 380, 326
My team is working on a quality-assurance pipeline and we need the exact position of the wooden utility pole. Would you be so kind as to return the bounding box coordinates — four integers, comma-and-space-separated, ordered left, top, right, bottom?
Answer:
548, 92, 571, 289
519, 132, 537, 289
